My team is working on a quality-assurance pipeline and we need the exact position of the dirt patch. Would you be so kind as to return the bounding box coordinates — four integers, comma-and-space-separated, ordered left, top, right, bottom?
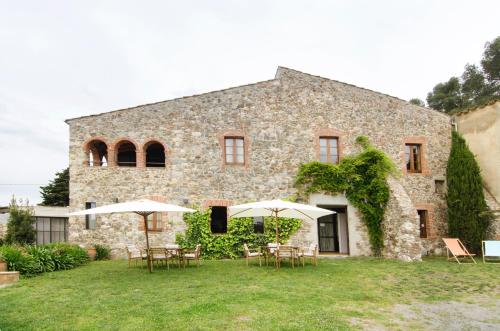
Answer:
351, 296, 500, 330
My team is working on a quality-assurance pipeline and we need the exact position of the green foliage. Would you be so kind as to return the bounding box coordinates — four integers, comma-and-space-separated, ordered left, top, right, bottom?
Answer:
446, 131, 492, 254
426, 36, 500, 114
93, 244, 111, 260
176, 208, 301, 259
0, 243, 89, 276
295, 138, 396, 256
40, 168, 70, 207
409, 98, 425, 107
5, 197, 36, 245
481, 36, 500, 82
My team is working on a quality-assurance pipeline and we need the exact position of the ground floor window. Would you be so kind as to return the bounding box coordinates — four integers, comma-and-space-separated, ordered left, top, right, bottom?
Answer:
85, 202, 96, 229
417, 210, 428, 238
35, 217, 68, 245
210, 206, 228, 233
147, 212, 163, 231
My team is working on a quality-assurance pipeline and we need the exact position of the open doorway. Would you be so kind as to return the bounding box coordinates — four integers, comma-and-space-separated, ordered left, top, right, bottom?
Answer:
317, 206, 349, 254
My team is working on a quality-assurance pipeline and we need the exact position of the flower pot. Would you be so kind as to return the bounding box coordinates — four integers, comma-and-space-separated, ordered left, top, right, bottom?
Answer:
87, 248, 97, 261
0, 261, 7, 272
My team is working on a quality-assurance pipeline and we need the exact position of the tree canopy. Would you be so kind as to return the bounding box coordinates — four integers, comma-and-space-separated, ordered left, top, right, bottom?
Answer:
40, 168, 69, 206
426, 36, 500, 114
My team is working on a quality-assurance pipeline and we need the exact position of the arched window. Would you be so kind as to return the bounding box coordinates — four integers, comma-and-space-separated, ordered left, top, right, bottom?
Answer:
116, 141, 137, 167
86, 140, 108, 167
145, 142, 166, 167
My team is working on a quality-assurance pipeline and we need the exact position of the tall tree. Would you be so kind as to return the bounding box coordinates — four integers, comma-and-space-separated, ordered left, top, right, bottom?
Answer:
426, 77, 464, 113
5, 197, 36, 245
40, 168, 69, 206
446, 131, 492, 254
481, 36, 500, 83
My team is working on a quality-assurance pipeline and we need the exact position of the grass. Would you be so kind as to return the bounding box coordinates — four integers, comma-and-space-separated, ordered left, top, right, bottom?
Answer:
0, 257, 498, 330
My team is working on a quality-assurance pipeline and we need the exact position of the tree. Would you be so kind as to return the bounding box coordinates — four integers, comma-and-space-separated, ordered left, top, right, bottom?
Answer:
481, 36, 500, 83
5, 197, 36, 245
426, 77, 464, 113
461, 64, 493, 107
40, 168, 69, 206
409, 98, 425, 107
446, 131, 492, 254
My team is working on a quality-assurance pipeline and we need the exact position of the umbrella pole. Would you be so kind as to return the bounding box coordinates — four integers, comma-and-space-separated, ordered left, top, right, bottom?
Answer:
143, 214, 152, 273
275, 210, 279, 244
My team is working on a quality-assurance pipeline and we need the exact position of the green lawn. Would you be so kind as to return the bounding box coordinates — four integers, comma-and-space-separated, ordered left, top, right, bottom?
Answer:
0, 257, 498, 330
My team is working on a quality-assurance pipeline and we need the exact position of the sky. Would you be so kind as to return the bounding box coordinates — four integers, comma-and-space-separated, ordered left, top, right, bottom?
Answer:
0, 0, 498, 206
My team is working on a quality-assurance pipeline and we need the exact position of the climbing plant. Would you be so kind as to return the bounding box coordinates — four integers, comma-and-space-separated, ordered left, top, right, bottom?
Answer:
295, 136, 396, 256
176, 208, 301, 259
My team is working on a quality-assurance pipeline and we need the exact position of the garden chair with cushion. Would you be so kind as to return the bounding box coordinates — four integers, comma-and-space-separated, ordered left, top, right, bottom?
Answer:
243, 243, 263, 266
183, 244, 201, 268
298, 243, 318, 267
276, 245, 297, 269
148, 247, 170, 269
442, 238, 476, 264
266, 243, 278, 267
126, 245, 147, 268
165, 244, 182, 268
481, 240, 500, 263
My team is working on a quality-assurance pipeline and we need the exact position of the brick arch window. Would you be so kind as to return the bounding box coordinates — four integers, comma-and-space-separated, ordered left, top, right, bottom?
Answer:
83, 138, 108, 167
218, 130, 250, 168
138, 195, 168, 232
143, 140, 167, 168
114, 140, 138, 167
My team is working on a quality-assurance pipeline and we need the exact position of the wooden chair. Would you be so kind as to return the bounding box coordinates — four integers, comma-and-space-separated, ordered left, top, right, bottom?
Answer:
148, 247, 170, 269
165, 244, 182, 268
442, 238, 476, 264
243, 243, 262, 266
126, 245, 147, 268
183, 244, 201, 268
266, 243, 278, 267
276, 245, 296, 269
481, 240, 500, 263
298, 243, 318, 266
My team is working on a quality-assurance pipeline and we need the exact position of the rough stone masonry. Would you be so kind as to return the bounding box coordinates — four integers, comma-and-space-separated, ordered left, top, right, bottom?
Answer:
66, 67, 452, 261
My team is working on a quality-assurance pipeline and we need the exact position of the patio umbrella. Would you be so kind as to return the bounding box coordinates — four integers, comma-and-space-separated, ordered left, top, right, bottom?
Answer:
228, 199, 334, 243
68, 198, 195, 273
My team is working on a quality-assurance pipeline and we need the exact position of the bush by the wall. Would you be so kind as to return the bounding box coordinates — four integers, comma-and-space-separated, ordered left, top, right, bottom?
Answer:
5, 197, 36, 245
93, 244, 111, 260
176, 208, 301, 259
0, 243, 89, 276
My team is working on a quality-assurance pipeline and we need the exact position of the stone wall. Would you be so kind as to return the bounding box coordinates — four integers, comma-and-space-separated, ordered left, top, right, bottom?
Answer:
0, 223, 6, 240
66, 67, 451, 260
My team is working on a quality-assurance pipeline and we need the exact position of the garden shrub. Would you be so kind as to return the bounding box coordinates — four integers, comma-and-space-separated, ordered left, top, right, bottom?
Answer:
176, 208, 301, 259
5, 197, 36, 245
0, 243, 89, 276
295, 136, 396, 256
93, 244, 111, 260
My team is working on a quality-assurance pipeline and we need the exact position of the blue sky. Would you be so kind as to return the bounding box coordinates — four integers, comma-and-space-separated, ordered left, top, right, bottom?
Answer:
0, 0, 498, 205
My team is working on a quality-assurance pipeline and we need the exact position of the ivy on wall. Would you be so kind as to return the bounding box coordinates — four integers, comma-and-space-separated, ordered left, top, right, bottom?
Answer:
294, 136, 396, 256
176, 209, 301, 259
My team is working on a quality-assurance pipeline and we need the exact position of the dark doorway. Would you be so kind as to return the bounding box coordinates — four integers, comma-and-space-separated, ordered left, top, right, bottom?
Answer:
317, 206, 348, 253
210, 206, 228, 233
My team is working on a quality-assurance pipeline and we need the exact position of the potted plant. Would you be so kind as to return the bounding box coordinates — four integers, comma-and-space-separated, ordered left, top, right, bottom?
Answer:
86, 246, 97, 261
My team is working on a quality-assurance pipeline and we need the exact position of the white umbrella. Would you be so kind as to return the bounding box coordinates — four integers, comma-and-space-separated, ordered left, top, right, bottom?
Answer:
69, 198, 195, 272
228, 199, 334, 243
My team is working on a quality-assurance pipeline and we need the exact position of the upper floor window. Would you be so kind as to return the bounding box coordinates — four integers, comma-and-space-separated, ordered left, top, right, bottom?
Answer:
405, 144, 422, 173
224, 137, 244, 165
319, 137, 339, 164
116, 141, 137, 167
146, 212, 162, 231
86, 139, 108, 167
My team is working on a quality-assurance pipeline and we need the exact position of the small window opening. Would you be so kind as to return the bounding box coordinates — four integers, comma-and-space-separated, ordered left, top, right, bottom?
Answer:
146, 143, 166, 167
117, 141, 136, 167
85, 202, 96, 230
405, 144, 422, 173
224, 137, 244, 165
417, 209, 428, 238
435, 180, 445, 194
146, 212, 163, 231
253, 217, 264, 234
210, 206, 228, 233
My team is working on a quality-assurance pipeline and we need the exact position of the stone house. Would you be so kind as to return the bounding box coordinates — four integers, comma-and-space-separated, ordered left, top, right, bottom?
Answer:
66, 67, 452, 261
